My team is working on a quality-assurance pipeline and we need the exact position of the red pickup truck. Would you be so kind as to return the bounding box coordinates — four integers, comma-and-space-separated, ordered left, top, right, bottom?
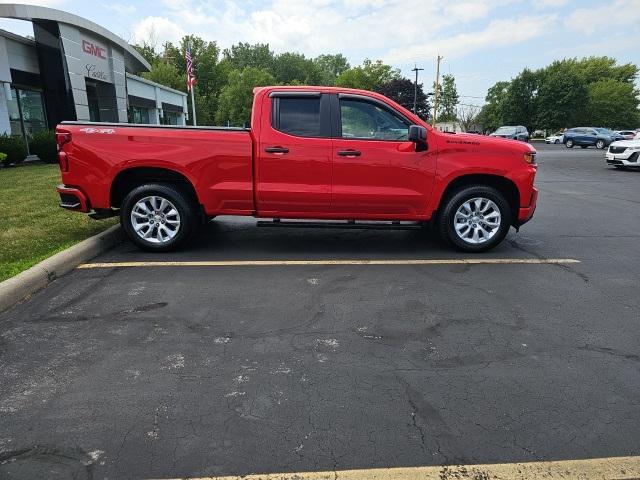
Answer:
56, 86, 538, 252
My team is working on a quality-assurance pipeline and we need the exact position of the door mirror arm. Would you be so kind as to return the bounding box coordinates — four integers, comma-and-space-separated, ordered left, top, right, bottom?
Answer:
408, 125, 428, 152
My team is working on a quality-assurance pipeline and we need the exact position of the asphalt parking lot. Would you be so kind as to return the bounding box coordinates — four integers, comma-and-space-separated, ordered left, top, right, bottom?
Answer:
1, 143, 639, 479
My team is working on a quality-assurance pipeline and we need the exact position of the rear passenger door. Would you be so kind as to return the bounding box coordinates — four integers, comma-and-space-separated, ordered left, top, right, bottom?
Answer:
256, 92, 333, 215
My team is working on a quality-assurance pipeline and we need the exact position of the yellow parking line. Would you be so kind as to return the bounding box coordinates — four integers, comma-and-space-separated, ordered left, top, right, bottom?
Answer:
154, 455, 640, 480
78, 258, 579, 269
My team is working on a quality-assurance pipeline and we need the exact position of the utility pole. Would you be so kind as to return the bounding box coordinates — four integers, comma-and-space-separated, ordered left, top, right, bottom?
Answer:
411, 64, 424, 115
432, 54, 443, 127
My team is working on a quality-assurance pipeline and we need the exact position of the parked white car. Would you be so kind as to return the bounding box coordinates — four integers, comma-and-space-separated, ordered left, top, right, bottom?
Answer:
606, 132, 640, 169
545, 132, 564, 144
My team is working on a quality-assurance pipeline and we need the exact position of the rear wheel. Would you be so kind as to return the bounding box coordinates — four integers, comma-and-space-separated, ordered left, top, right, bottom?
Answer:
121, 184, 197, 252
437, 185, 512, 252
565, 139, 574, 148
554, 139, 559, 144
596, 139, 605, 149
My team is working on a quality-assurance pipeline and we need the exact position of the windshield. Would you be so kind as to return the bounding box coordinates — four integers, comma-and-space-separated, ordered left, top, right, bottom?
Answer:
596, 128, 613, 134
494, 126, 516, 134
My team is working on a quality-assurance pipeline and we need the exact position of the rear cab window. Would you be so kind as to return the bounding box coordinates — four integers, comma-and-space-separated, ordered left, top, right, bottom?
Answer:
270, 94, 330, 138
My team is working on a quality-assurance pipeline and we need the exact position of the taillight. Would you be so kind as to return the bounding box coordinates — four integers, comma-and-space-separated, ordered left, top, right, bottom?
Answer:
56, 132, 71, 151
59, 151, 69, 172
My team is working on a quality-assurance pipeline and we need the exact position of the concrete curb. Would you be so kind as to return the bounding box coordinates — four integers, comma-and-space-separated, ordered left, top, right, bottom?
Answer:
0, 224, 123, 314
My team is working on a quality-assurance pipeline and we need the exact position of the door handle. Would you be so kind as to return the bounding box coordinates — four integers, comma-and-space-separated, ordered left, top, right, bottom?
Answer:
337, 149, 361, 157
265, 146, 289, 154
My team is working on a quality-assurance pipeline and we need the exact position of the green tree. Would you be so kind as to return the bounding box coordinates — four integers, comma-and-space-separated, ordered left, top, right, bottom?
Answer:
481, 56, 639, 132
270, 52, 322, 85
313, 54, 350, 85
586, 79, 640, 128
502, 68, 539, 131
375, 78, 431, 120
142, 62, 186, 91
223, 43, 274, 71
535, 61, 586, 131
434, 74, 459, 122
132, 42, 160, 65
336, 59, 400, 91
215, 67, 276, 126
477, 81, 510, 132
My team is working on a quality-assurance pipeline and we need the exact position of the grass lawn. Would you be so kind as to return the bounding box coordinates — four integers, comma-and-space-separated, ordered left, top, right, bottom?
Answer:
0, 163, 116, 282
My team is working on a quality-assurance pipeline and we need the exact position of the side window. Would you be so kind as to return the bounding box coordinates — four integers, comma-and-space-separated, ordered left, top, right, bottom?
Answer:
339, 98, 410, 141
274, 97, 322, 137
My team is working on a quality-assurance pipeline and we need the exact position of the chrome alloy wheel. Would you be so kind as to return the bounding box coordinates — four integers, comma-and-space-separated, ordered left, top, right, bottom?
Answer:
453, 197, 502, 245
130, 196, 181, 244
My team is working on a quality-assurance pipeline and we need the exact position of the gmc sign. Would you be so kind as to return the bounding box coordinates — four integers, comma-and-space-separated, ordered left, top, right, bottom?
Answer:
82, 40, 106, 59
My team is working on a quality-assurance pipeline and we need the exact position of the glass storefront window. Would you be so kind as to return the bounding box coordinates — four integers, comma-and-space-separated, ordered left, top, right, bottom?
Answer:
6, 88, 23, 136
128, 105, 150, 124
19, 89, 47, 135
7, 86, 48, 141
162, 111, 179, 125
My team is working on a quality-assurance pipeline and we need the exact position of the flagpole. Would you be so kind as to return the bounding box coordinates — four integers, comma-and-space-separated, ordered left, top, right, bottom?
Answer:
190, 84, 196, 126
188, 43, 197, 126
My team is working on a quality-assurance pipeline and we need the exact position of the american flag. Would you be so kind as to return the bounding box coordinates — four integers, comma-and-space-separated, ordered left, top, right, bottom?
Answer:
185, 45, 196, 91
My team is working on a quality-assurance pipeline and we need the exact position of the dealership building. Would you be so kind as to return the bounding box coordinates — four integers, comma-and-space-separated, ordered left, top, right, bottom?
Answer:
0, 3, 188, 142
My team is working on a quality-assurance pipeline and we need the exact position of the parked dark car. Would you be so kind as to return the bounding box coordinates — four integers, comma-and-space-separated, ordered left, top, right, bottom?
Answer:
490, 125, 530, 142
563, 127, 624, 149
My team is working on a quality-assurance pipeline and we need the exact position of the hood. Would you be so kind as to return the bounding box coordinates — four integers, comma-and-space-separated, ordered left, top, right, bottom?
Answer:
444, 132, 535, 155
610, 139, 640, 148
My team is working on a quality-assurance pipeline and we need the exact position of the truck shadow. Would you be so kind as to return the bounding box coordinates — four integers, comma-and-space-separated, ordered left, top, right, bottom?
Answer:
176, 217, 516, 259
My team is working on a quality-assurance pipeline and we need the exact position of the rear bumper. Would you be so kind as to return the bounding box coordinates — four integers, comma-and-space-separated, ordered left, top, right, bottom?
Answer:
516, 186, 538, 226
56, 184, 90, 212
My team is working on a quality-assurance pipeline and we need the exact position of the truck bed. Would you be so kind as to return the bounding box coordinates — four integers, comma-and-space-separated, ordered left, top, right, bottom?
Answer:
57, 121, 255, 215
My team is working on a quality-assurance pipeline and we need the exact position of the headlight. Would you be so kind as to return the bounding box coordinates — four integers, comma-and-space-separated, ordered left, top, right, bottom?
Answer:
524, 152, 536, 164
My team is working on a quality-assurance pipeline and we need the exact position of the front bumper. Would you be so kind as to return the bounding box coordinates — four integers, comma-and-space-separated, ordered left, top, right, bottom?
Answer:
516, 186, 538, 227
57, 184, 90, 212
606, 150, 639, 167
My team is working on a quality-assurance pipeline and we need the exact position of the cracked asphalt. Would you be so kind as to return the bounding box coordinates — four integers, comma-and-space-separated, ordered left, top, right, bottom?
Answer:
1, 143, 639, 479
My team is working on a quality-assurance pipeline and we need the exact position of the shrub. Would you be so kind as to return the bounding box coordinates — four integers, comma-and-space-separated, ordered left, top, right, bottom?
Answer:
29, 130, 57, 164
0, 134, 27, 166
0, 153, 6, 165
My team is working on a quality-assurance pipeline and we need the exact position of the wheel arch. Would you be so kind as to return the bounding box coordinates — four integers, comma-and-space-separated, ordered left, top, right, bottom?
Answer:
110, 167, 200, 209
436, 174, 520, 225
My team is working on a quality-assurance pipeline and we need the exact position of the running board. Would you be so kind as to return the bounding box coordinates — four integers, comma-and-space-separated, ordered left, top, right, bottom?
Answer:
256, 219, 423, 230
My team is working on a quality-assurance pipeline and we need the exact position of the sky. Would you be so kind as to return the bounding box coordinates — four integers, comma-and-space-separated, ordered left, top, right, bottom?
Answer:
1, 0, 639, 104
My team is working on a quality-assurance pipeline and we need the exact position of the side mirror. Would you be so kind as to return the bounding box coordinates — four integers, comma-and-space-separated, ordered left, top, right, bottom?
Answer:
408, 125, 428, 151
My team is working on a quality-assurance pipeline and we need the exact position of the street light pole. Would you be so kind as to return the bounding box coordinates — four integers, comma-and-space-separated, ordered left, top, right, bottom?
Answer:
432, 54, 443, 127
411, 64, 424, 115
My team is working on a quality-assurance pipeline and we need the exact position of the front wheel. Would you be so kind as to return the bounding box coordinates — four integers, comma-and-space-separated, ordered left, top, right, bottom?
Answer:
554, 139, 559, 144
121, 184, 197, 252
437, 186, 512, 252
596, 139, 605, 149
565, 139, 574, 148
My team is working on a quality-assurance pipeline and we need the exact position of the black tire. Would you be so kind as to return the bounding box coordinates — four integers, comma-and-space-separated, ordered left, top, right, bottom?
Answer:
565, 139, 574, 148
596, 139, 605, 149
437, 185, 512, 253
121, 183, 197, 252
554, 139, 559, 144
